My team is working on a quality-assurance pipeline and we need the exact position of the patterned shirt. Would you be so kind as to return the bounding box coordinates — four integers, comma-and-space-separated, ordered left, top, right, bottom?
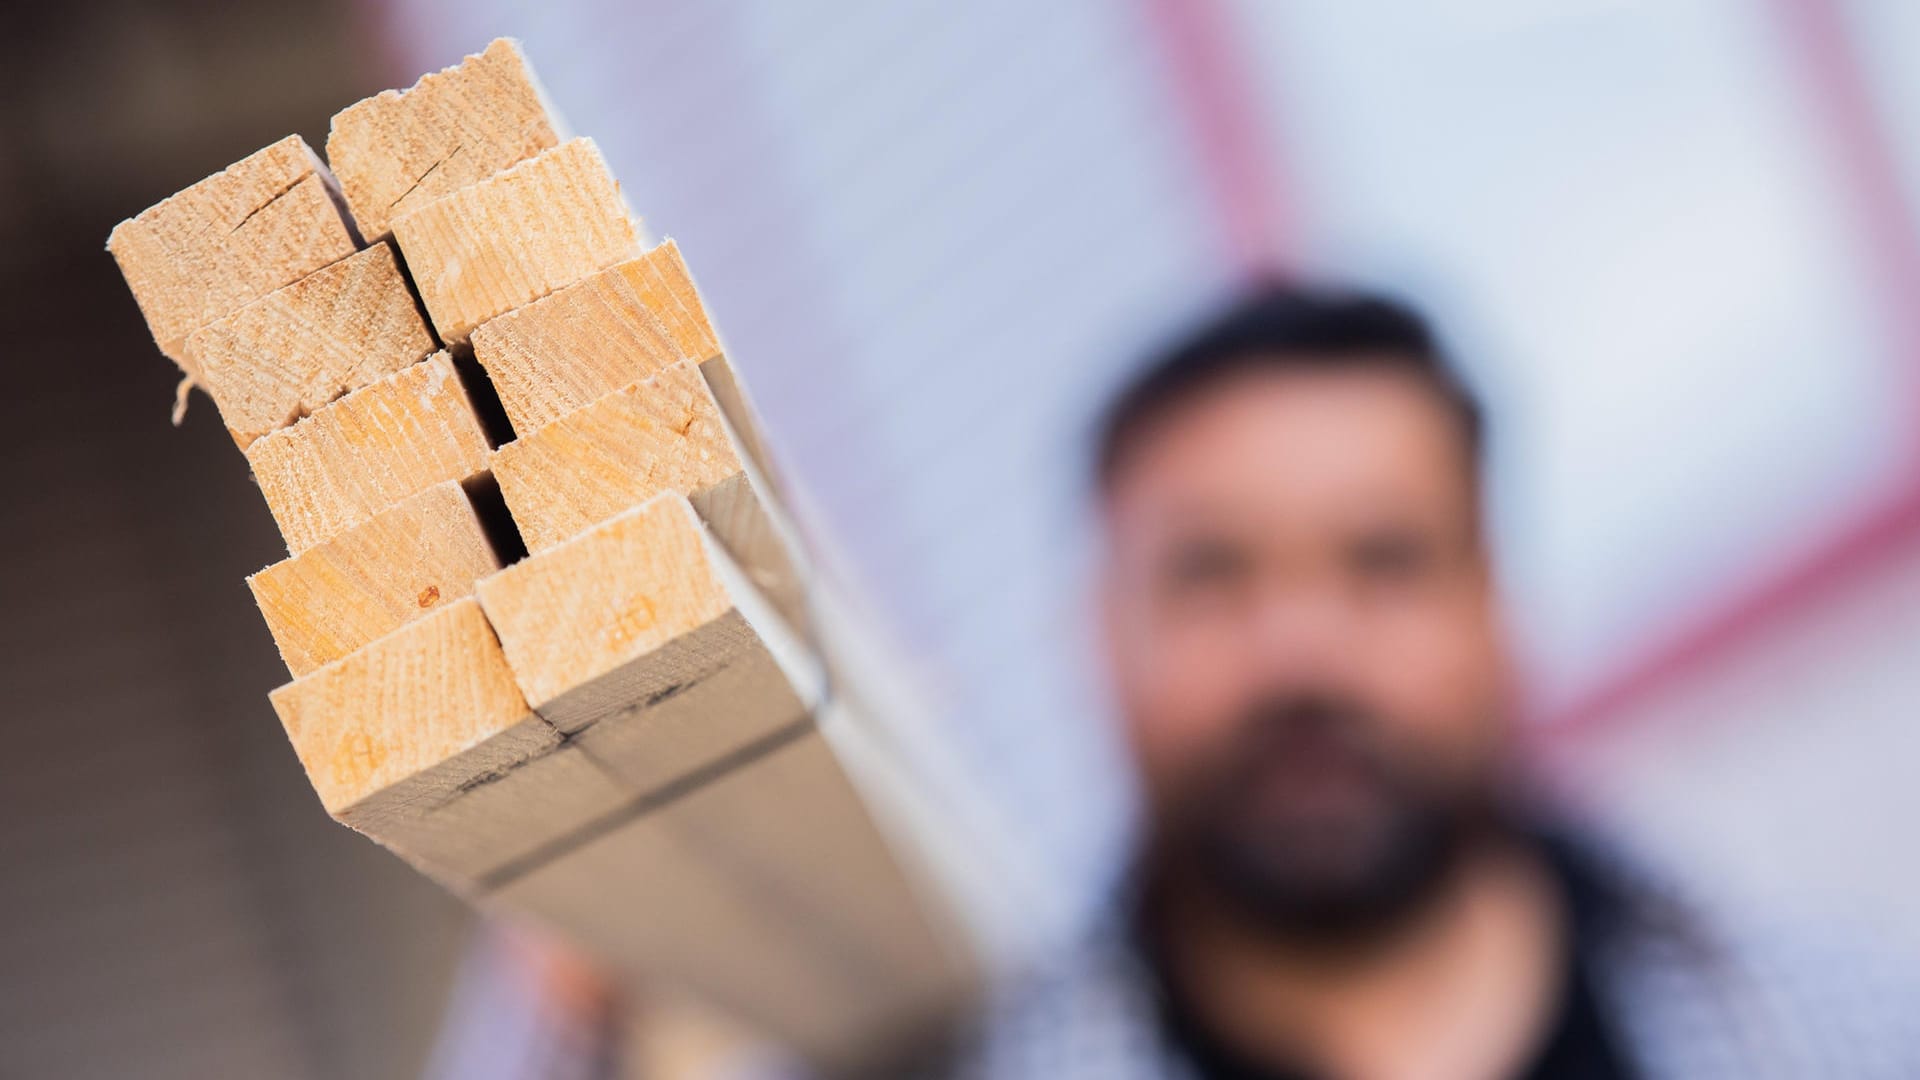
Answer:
924, 833, 1920, 1079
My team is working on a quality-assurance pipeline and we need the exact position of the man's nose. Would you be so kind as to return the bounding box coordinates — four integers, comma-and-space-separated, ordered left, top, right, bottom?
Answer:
1243, 579, 1363, 681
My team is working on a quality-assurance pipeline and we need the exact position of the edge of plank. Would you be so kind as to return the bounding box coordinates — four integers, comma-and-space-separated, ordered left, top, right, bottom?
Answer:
268, 597, 548, 820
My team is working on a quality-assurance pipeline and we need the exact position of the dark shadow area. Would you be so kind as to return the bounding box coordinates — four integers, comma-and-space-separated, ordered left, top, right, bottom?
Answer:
0, 4, 473, 1078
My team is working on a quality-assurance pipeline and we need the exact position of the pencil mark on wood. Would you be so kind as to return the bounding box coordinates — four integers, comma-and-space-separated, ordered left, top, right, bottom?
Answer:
475, 715, 814, 891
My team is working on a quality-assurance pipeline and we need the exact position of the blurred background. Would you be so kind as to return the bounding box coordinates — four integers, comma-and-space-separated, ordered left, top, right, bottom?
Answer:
3, 0, 1918, 1075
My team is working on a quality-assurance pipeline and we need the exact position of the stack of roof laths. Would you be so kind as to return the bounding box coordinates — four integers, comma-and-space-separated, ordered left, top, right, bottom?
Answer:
105, 38, 1039, 1070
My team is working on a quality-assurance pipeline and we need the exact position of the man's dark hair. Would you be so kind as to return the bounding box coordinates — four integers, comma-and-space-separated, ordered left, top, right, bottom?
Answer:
1095, 284, 1482, 488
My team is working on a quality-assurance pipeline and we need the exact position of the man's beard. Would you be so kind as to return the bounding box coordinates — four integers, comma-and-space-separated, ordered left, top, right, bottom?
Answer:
1148, 695, 1498, 948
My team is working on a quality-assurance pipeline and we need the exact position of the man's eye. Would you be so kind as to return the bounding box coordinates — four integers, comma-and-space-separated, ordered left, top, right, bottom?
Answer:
1351, 532, 1434, 581
1162, 540, 1251, 590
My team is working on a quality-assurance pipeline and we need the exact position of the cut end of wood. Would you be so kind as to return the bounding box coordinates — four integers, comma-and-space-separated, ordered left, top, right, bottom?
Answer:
392, 137, 639, 347
109, 38, 981, 1064
244, 351, 492, 554
327, 37, 563, 240
492, 360, 744, 552
476, 492, 737, 714
469, 241, 713, 433
627, 239, 721, 364
106, 135, 359, 374
248, 481, 503, 677
186, 240, 437, 448
268, 597, 538, 817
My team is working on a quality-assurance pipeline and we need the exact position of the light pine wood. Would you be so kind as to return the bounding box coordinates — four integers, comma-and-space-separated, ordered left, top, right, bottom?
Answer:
491, 361, 740, 552
469, 241, 712, 433
476, 492, 749, 729
268, 597, 628, 882
327, 38, 562, 241
107, 135, 359, 378
248, 481, 502, 677
276, 494, 967, 1062
185, 241, 436, 448
269, 598, 537, 819
611, 239, 719, 362
392, 138, 638, 346
487, 769, 901, 1070
101, 41, 1004, 1072
555, 611, 807, 793
475, 234, 783, 496
698, 354, 786, 497
687, 471, 809, 640
658, 730, 972, 1052
489, 361, 811, 634
245, 352, 491, 553
383, 738, 630, 885
485, 728, 969, 1070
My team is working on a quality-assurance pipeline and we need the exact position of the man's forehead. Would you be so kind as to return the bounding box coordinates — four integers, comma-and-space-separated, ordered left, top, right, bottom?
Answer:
1103, 364, 1476, 506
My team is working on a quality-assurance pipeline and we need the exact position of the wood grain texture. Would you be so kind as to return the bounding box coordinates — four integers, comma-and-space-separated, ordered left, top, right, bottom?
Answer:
96, 44, 996, 1071
660, 730, 971, 1052
560, 614, 805, 792
384, 739, 628, 885
185, 241, 435, 448
475, 492, 737, 730
488, 787, 887, 1070
107, 135, 358, 376
489, 357, 811, 633
469, 241, 713, 433
688, 471, 809, 640
612, 238, 718, 363
245, 352, 491, 553
491, 360, 741, 552
267, 597, 627, 882
277, 500, 970, 1062
392, 138, 638, 346
268, 596, 542, 822
248, 481, 502, 677
489, 730, 967, 1070
327, 37, 561, 240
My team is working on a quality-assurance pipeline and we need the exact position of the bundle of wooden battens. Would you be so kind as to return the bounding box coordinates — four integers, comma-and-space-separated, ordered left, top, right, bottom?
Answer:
106, 39, 974, 1069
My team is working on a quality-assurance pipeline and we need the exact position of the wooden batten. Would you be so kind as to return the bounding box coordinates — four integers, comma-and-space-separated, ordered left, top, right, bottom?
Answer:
96, 40, 995, 1069
245, 352, 491, 554
268, 598, 628, 883
469, 494, 961, 1065
489, 361, 808, 633
487, 807, 871, 1064
107, 135, 359, 378
469, 240, 716, 433
248, 481, 503, 677
491, 361, 738, 551
655, 729, 974, 1059
327, 37, 563, 241
488, 732, 963, 1071
392, 138, 638, 347
623, 239, 721, 364
475, 491, 818, 774
698, 353, 786, 497
465, 229, 784, 496
186, 241, 436, 448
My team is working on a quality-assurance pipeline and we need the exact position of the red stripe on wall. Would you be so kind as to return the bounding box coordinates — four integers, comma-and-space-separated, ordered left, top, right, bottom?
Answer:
1547, 489, 1920, 738
1143, 0, 1920, 737
1547, 0, 1920, 739
1139, 0, 1295, 278
1773, 0, 1920, 437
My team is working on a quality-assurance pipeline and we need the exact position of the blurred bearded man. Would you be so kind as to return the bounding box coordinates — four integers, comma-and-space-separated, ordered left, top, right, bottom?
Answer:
926, 286, 1920, 1080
